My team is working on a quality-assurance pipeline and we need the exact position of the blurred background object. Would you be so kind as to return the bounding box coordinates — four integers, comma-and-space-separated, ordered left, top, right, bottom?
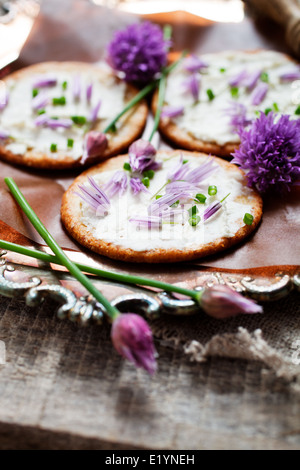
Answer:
0, 0, 40, 71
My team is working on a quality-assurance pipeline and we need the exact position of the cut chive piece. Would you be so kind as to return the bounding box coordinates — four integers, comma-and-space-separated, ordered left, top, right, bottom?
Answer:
243, 213, 253, 225
182, 159, 189, 164
37, 109, 46, 115
142, 177, 150, 188
143, 169, 155, 180
50, 143, 57, 152
188, 205, 198, 217
62, 81, 68, 90
260, 72, 269, 83
195, 193, 206, 204
230, 86, 239, 98
273, 102, 279, 112
155, 195, 162, 199
67, 138, 74, 148
32, 88, 39, 98
265, 108, 272, 115
123, 162, 131, 171
52, 96, 66, 106
295, 105, 300, 115
206, 89, 215, 101
188, 215, 201, 227
208, 185, 217, 196
71, 115, 86, 125
220, 67, 226, 73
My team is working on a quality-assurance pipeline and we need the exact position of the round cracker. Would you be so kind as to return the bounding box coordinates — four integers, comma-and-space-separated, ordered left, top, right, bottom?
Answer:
0, 62, 148, 170
152, 50, 299, 158
61, 150, 263, 264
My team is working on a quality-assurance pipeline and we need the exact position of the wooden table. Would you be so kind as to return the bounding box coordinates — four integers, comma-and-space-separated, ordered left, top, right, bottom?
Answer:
0, 0, 299, 451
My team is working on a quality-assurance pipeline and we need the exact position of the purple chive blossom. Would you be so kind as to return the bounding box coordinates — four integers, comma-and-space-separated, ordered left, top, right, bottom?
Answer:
46, 118, 73, 129
229, 69, 248, 87
203, 201, 222, 221
0, 89, 9, 110
72, 74, 81, 101
76, 176, 110, 216
161, 105, 184, 119
130, 177, 149, 195
89, 99, 101, 123
199, 284, 263, 319
129, 215, 162, 229
182, 73, 200, 102
243, 69, 262, 90
183, 157, 217, 185
111, 313, 157, 374
86, 82, 93, 102
31, 92, 49, 110
32, 75, 57, 88
0, 129, 9, 139
251, 82, 269, 106
167, 154, 191, 182
183, 54, 208, 73
231, 112, 300, 193
128, 139, 158, 173
34, 113, 49, 126
80, 131, 108, 165
226, 101, 253, 131
107, 21, 170, 84
102, 170, 128, 197
280, 70, 300, 82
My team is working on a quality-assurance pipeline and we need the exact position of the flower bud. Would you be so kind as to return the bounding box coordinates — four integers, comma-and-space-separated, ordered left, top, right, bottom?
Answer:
111, 313, 157, 374
128, 139, 157, 173
81, 131, 108, 165
200, 284, 263, 319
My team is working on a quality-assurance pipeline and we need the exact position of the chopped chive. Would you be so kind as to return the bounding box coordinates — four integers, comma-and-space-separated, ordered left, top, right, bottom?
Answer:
219, 67, 226, 73
67, 138, 74, 148
243, 213, 254, 225
52, 96, 66, 106
123, 162, 131, 171
62, 80, 68, 90
182, 159, 189, 164
71, 115, 86, 125
273, 102, 279, 112
37, 109, 46, 115
265, 108, 272, 115
260, 72, 269, 83
50, 143, 57, 152
110, 123, 117, 133
208, 185, 217, 196
32, 88, 39, 98
143, 169, 155, 180
155, 195, 162, 199
195, 193, 206, 204
254, 110, 260, 116
171, 200, 180, 208
188, 215, 201, 227
206, 89, 215, 101
188, 205, 198, 217
230, 86, 239, 98
295, 105, 300, 115
142, 177, 150, 188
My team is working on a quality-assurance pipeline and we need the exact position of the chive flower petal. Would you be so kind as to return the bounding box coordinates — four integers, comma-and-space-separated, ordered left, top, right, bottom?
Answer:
161, 105, 184, 119
251, 82, 269, 106
102, 170, 128, 197
183, 54, 208, 73
76, 176, 110, 215
32, 75, 57, 88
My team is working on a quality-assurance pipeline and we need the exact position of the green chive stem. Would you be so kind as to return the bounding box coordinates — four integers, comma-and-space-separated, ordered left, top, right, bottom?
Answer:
0, 238, 202, 302
3, 178, 120, 320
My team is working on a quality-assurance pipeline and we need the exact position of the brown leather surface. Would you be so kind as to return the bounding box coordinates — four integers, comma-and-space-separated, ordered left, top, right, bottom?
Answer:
0, 0, 299, 274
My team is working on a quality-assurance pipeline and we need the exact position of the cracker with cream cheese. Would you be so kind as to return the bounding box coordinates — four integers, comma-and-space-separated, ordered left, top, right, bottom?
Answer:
152, 50, 300, 157
61, 150, 263, 263
0, 62, 148, 169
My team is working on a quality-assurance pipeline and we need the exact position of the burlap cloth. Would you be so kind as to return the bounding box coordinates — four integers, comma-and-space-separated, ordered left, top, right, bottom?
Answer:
0, 0, 299, 390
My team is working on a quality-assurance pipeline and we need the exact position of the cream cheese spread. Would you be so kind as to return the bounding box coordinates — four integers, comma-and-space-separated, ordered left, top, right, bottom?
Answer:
164, 50, 300, 145
79, 152, 256, 252
0, 65, 126, 160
